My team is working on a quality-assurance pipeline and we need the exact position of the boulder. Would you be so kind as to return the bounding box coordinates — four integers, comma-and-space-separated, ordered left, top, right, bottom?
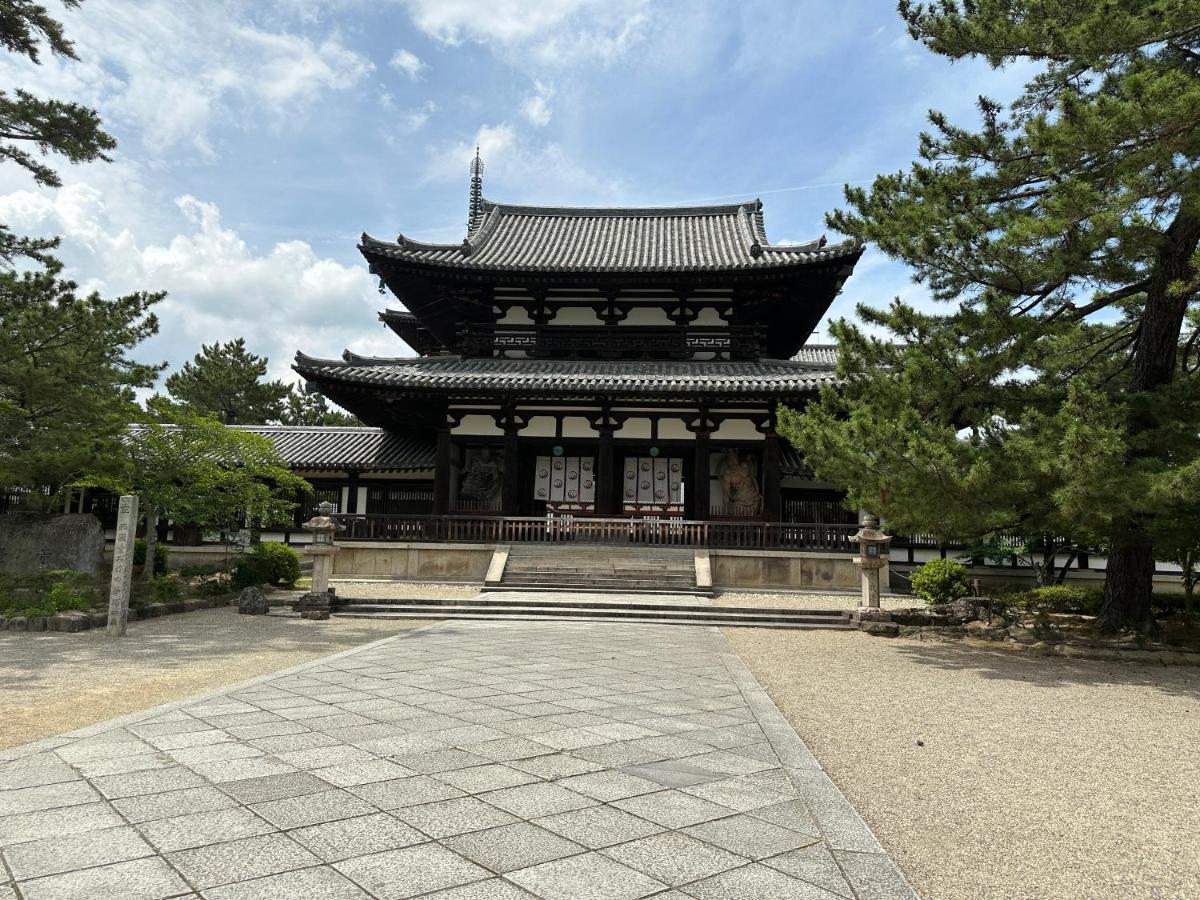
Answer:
0, 513, 104, 574
934, 596, 988, 624
966, 620, 1007, 641
296, 590, 334, 622
237, 586, 269, 615
855, 608, 893, 623
860, 621, 900, 637
1007, 625, 1039, 645
49, 612, 90, 633
8, 616, 27, 631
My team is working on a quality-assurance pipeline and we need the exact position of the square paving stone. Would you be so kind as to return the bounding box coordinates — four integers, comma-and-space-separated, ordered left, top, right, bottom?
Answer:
681, 749, 773, 776
0, 755, 77, 790
275, 745, 376, 769
393, 796, 518, 838
0, 779, 99, 815
248, 731, 341, 754
112, 785, 236, 823
221, 772, 332, 804
167, 742, 263, 766
15, 856, 189, 900
433, 763, 539, 794
763, 844, 857, 897
389, 749, 490, 774
148, 729, 232, 751
70, 752, 176, 779
528, 729, 608, 751
313, 759, 414, 787
167, 832, 320, 889
506, 851, 666, 900
2, 824, 153, 879
749, 799, 821, 836
683, 771, 797, 813
786, 770, 883, 854
555, 770, 662, 802
288, 813, 426, 862
619, 760, 723, 789
532, 805, 664, 850
137, 806, 276, 852
91, 765, 207, 799
684, 812, 818, 860
601, 831, 746, 886
349, 775, 464, 809
690, 861, 848, 898
443, 822, 585, 873
468, 737, 556, 762
479, 782, 596, 819
508, 754, 602, 780
418, 877, 538, 898
189, 756, 298, 784
335, 843, 492, 899
832, 849, 916, 899
252, 788, 377, 829
611, 789, 735, 829
0, 801, 124, 845
202, 865, 374, 900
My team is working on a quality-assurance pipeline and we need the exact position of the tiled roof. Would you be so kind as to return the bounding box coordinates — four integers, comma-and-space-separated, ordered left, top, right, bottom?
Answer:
295, 352, 837, 397
791, 344, 838, 367
361, 199, 862, 274
231, 426, 433, 472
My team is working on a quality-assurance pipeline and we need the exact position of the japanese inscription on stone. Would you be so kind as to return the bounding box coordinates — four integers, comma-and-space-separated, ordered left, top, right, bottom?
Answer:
107, 494, 139, 637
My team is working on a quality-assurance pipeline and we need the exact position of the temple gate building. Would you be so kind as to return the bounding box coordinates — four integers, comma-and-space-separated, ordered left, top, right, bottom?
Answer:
291, 155, 864, 550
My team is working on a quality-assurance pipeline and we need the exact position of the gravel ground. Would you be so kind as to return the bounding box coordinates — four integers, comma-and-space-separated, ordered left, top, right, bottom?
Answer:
725, 623, 1200, 900
716, 588, 911, 609
332, 579, 481, 599
0, 607, 434, 751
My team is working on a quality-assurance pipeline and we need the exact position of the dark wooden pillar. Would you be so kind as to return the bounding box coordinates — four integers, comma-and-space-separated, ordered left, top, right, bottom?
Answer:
596, 425, 616, 515
693, 430, 711, 520
503, 425, 520, 515
345, 470, 360, 514
433, 428, 452, 515
763, 430, 782, 522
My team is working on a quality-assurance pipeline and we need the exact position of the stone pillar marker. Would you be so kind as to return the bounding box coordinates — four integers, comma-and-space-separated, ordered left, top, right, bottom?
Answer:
298, 501, 343, 620
107, 494, 139, 637
853, 513, 892, 609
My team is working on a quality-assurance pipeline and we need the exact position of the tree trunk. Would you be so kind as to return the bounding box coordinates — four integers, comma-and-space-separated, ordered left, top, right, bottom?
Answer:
1101, 519, 1156, 631
1102, 209, 1200, 630
142, 504, 159, 583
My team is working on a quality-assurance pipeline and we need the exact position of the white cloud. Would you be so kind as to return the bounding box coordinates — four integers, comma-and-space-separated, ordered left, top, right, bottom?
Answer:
398, 0, 649, 66
520, 81, 554, 127
0, 1, 373, 157
405, 100, 438, 131
389, 48, 427, 80
0, 174, 385, 383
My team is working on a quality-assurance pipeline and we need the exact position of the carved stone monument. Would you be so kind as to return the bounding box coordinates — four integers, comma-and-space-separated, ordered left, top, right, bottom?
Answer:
107, 495, 139, 637
853, 514, 892, 609
0, 513, 104, 574
297, 501, 343, 620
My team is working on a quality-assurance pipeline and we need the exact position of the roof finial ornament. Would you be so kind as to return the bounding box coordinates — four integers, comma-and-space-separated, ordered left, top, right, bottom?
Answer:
467, 146, 484, 237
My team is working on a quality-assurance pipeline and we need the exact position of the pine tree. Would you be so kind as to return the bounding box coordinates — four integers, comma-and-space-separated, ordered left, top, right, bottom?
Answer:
279, 388, 362, 427
1, 0, 117, 266
787, 1, 1200, 630
160, 339, 291, 426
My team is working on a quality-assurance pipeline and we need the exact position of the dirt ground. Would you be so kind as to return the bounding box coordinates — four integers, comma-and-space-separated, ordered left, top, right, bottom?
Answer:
0, 607, 434, 750
725, 622, 1200, 900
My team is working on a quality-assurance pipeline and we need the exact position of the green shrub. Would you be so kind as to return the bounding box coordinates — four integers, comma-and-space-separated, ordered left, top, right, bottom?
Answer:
249, 542, 301, 587
21, 606, 52, 618
133, 540, 169, 575
1015, 585, 1102, 615
197, 576, 232, 597
151, 574, 182, 604
231, 554, 273, 589
910, 559, 971, 607
45, 581, 93, 612
180, 563, 223, 579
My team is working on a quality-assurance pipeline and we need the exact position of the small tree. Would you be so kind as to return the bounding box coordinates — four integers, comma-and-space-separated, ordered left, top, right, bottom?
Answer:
82, 412, 309, 580
279, 387, 362, 426
159, 339, 290, 425
0, 264, 163, 509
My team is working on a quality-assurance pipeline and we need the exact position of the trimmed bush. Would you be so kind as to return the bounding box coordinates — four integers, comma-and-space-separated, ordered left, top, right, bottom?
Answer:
1015, 585, 1102, 615
249, 542, 301, 587
910, 559, 971, 607
45, 581, 93, 612
231, 554, 273, 589
133, 539, 169, 576
152, 574, 182, 603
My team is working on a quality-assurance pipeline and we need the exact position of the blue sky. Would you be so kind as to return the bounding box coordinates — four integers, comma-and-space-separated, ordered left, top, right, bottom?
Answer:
0, 0, 1033, 384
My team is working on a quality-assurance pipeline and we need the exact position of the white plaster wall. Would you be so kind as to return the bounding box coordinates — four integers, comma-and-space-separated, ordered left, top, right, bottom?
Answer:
356, 486, 368, 512
497, 306, 532, 325
453, 414, 503, 437
551, 307, 601, 326
561, 417, 596, 438
657, 417, 691, 440
711, 419, 763, 441
616, 417, 652, 439
622, 306, 671, 326
521, 416, 558, 438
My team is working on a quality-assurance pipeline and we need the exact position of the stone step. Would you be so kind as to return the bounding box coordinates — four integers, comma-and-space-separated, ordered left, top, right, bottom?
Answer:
334, 604, 853, 629
337, 597, 846, 617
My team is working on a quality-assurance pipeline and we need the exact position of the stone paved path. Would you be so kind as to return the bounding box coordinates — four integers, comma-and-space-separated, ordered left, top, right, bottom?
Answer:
0, 621, 913, 899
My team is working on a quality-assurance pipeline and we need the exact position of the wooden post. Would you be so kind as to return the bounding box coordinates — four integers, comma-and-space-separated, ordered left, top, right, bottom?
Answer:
763, 430, 782, 522
107, 494, 139, 637
346, 470, 360, 514
503, 425, 520, 515
434, 428, 452, 515
693, 431, 711, 520
596, 425, 615, 515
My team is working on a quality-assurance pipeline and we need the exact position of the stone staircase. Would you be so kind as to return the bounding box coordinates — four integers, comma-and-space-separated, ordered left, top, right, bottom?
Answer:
332, 594, 855, 631
494, 545, 704, 595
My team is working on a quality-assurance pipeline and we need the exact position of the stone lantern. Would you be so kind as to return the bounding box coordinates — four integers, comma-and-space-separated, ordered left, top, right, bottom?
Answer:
297, 501, 344, 620
853, 513, 892, 609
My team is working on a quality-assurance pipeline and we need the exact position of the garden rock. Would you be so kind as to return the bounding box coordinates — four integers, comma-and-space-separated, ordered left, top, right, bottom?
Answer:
237, 587, 269, 615
966, 620, 1007, 641
49, 612, 90, 633
861, 621, 900, 637
8, 616, 27, 631
857, 608, 893, 622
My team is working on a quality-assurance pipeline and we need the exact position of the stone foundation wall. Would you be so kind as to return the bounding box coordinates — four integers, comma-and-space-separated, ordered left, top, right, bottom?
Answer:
710, 550, 864, 591
332, 541, 495, 582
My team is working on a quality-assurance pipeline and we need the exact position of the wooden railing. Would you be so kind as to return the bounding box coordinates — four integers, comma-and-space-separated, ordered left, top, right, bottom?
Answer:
334, 514, 858, 552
